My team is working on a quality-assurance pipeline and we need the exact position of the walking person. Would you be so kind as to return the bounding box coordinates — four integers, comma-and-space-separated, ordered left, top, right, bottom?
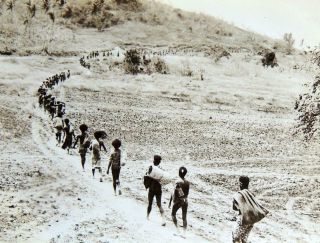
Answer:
52, 112, 64, 145
232, 176, 269, 243
49, 97, 56, 120
73, 124, 90, 171
107, 139, 123, 195
62, 118, 75, 154
145, 155, 166, 226
90, 131, 107, 182
169, 166, 190, 234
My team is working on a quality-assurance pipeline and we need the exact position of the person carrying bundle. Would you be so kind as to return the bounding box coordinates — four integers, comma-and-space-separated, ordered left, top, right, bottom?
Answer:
232, 176, 269, 243
144, 155, 166, 226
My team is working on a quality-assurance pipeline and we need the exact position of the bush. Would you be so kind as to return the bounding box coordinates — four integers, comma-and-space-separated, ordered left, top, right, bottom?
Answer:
294, 76, 320, 141
215, 50, 231, 63
283, 33, 295, 55
113, 0, 141, 10
153, 57, 168, 74
61, 6, 72, 18
311, 48, 320, 67
123, 49, 141, 74
180, 60, 193, 77
262, 52, 278, 68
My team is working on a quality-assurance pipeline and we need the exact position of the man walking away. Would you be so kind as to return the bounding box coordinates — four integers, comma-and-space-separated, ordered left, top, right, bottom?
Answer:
62, 118, 74, 154
73, 124, 90, 171
146, 155, 166, 226
169, 166, 190, 235
232, 176, 269, 243
52, 112, 64, 145
90, 131, 107, 182
107, 139, 123, 195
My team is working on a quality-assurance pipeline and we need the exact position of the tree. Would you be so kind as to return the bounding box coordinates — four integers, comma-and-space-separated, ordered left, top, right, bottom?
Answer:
283, 33, 295, 55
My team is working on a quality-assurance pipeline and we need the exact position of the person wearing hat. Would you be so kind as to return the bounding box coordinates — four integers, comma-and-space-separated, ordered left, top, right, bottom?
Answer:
146, 155, 166, 226
169, 166, 190, 233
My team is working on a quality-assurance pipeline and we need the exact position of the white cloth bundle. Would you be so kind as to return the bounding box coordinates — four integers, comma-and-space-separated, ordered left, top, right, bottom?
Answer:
147, 164, 174, 186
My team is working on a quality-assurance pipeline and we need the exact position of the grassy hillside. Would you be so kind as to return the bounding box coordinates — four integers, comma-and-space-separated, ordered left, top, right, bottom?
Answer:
0, 0, 286, 56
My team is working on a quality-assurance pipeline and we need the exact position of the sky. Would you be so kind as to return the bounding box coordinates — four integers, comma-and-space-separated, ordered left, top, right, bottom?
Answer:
159, 0, 320, 48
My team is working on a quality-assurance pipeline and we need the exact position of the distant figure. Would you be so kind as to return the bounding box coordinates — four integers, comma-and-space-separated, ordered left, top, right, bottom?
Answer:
52, 112, 64, 145
145, 155, 166, 226
90, 131, 107, 182
262, 52, 278, 68
107, 139, 123, 195
49, 97, 56, 120
55, 101, 66, 117
73, 124, 90, 171
169, 166, 190, 234
62, 118, 74, 154
232, 176, 269, 243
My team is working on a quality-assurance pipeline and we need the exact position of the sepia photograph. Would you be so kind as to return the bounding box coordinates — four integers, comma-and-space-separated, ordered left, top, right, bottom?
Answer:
0, 0, 319, 242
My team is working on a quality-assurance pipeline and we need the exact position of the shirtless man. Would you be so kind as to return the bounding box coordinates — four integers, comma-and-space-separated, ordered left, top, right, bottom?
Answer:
107, 139, 122, 195
73, 124, 90, 171
169, 167, 190, 233
146, 155, 166, 226
91, 131, 107, 182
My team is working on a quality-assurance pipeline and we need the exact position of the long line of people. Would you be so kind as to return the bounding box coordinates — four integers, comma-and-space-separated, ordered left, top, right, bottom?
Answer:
36, 70, 124, 196
36, 68, 269, 242
35, 68, 194, 234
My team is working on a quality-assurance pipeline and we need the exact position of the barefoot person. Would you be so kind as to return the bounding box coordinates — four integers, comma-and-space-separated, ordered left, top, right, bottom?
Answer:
62, 118, 75, 154
145, 155, 166, 226
90, 131, 107, 182
52, 112, 64, 145
169, 166, 190, 233
107, 139, 122, 195
232, 176, 269, 243
73, 124, 90, 171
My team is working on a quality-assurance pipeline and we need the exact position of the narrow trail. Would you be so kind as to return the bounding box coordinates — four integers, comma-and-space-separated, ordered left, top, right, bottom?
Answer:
28, 88, 209, 242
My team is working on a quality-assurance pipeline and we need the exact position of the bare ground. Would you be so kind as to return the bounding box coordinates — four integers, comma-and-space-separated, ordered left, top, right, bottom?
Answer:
0, 48, 319, 243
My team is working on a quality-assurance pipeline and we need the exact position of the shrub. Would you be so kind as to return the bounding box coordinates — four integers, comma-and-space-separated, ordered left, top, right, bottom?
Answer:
61, 5, 72, 18
215, 50, 231, 63
294, 76, 320, 141
113, 0, 141, 10
283, 33, 295, 55
311, 48, 320, 67
180, 60, 193, 77
261, 52, 278, 68
123, 49, 141, 74
153, 57, 168, 74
